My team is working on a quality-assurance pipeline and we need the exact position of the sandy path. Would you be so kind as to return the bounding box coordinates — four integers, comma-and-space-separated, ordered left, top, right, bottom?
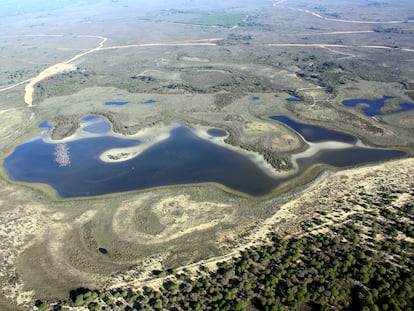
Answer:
23, 35, 107, 106
23, 63, 76, 106
288, 30, 375, 36
0, 36, 222, 107
290, 7, 413, 24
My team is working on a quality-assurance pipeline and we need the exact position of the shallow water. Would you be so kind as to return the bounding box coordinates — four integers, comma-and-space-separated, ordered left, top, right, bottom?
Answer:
285, 97, 301, 102
4, 124, 278, 197
38, 121, 52, 130
269, 115, 356, 143
105, 101, 129, 106
207, 128, 227, 137
3, 117, 405, 198
82, 122, 111, 134
342, 96, 414, 116
143, 99, 157, 104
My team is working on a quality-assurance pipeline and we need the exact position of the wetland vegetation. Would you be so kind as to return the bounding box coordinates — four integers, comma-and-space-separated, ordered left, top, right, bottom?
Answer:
0, 0, 413, 310
37, 182, 414, 311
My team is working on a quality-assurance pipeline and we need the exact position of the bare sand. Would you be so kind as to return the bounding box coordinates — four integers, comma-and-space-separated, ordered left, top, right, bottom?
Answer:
1, 36, 223, 107
99, 124, 176, 163
24, 63, 76, 106
112, 194, 234, 245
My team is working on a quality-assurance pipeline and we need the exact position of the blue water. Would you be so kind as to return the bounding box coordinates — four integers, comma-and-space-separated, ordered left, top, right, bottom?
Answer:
269, 115, 356, 143
286, 97, 301, 102
4, 126, 278, 197
297, 147, 404, 169
143, 99, 157, 104
81, 115, 101, 122
38, 121, 52, 130
252, 96, 260, 101
105, 101, 129, 106
207, 128, 227, 137
4, 118, 405, 198
80, 115, 112, 133
398, 103, 414, 113
83, 122, 111, 134
342, 96, 414, 116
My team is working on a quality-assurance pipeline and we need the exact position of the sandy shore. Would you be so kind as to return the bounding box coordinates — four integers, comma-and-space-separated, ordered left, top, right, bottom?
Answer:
292, 140, 353, 161
99, 125, 174, 162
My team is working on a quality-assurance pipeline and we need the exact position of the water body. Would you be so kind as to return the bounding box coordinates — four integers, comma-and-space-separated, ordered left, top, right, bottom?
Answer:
38, 121, 52, 130
81, 115, 101, 122
286, 97, 301, 102
269, 115, 355, 143
342, 96, 414, 116
4, 117, 405, 198
105, 101, 129, 106
4, 126, 277, 197
80, 115, 112, 134
270, 115, 404, 170
143, 99, 157, 104
82, 122, 111, 134
296, 147, 404, 169
207, 128, 228, 137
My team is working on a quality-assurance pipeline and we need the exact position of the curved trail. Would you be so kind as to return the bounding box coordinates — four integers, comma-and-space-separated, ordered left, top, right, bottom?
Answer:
273, 0, 413, 25
0, 36, 222, 106
273, 0, 413, 24
287, 30, 375, 36
292, 8, 413, 24
268, 43, 414, 53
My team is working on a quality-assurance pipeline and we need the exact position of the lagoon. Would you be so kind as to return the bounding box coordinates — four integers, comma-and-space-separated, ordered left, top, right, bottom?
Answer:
269, 115, 355, 143
342, 96, 414, 116
3, 116, 405, 198
4, 123, 278, 197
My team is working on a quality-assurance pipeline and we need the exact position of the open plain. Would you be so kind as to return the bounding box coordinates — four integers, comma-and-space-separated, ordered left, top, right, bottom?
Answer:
0, 0, 413, 310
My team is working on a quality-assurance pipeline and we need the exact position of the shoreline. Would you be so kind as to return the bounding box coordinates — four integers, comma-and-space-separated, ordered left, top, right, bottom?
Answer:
3, 115, 410, 202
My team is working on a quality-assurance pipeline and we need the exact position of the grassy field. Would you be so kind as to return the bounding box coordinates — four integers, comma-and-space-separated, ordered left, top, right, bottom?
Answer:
190, 12, 246, 27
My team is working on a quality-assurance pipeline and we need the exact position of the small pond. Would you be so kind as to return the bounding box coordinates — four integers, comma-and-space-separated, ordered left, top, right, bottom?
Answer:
286, 97, 301, 102
143, 99, 157, 104
38, 121, 52, 130
207, 128, 228, 137
105, 101, 129, 106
